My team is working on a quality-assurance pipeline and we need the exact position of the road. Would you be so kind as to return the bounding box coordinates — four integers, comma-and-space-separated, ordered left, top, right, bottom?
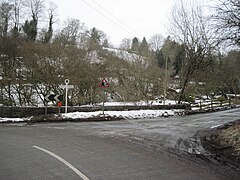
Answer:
0, 108, 240, 179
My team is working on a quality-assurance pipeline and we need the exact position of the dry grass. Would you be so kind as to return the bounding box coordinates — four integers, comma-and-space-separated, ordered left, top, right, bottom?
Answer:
217, 124, 240, 156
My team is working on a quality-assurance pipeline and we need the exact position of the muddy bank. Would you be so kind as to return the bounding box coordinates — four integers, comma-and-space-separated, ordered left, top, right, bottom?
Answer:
198, 119, 240, 170
169, 119, 240, 178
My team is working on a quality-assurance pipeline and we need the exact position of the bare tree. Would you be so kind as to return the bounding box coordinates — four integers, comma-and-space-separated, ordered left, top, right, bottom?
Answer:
22, 0, 45, 41
120, 38, 131, 50
169, 0, 215, 103
43, 1, 56, 43
149, 34, 164, 51
54, 18, 84, 46
217, 50, 240, 95
212, 0, 240, 46
11, 0, 21, 37
0, 1, 13, 37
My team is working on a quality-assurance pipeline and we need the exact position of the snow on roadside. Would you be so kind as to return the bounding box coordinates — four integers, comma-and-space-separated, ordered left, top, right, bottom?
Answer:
81, 100, 177, 107
211, 124, 223, 129
62, 109, 182, 119
0, 109, 183, 123
0, 117, 25, 123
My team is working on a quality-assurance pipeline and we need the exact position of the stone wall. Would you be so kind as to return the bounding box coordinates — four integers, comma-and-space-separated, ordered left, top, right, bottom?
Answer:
0, 104, 190, 118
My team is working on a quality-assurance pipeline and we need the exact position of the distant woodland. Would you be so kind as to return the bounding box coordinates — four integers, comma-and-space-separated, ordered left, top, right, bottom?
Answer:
0, 0, 239, 106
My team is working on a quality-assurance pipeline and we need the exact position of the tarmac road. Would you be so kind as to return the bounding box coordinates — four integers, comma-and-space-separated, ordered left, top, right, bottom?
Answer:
0, 108, 240, 179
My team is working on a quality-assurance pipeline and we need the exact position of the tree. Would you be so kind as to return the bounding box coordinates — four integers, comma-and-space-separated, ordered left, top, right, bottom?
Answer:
212, 0, 240, 46
22, 19, 37, 41
139, 37, 149, 56
22, 0, 45, 41
217, 50, 240, 95
89, 27, 101, 49
169, 0, 215, 103
43, 2, 57, 43
0, 36, 23, 106
131, 37, 139, 53
149, 34, 164, 51
161, 36, 185, 76
11, 0, 21, 37
54, 18, 83, 46
0, 1, 13, 37
88, 27, 107, 50
120, 38, 131, 50
155, 49, 164, 68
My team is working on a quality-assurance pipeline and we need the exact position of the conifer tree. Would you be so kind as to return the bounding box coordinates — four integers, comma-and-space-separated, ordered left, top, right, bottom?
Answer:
139, 37, 149, 56
131, 37, 139, 53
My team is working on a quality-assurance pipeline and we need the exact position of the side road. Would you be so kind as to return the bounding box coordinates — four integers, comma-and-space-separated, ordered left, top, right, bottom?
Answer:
0, 121, 232, 180
1, 107, 240, 178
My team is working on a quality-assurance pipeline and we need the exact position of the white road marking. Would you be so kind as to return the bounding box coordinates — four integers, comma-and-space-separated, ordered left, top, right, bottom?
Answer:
46, 127, 65, 129
53, 127, 65, 129
33, 146, 90, 180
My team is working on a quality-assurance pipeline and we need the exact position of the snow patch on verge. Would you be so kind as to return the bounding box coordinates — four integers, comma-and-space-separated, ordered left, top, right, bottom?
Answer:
210, 124, 223, 129
0, 117, 25, 123
0, 109, 184, 123
62, 109, 182, 120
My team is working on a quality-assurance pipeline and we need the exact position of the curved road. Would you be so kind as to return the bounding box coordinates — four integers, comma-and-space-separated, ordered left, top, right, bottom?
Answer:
0, 108, 240, 179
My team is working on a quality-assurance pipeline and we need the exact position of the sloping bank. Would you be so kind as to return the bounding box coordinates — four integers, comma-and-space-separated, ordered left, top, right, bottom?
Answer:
174, 119, 240, 175
200, 119, 240, 170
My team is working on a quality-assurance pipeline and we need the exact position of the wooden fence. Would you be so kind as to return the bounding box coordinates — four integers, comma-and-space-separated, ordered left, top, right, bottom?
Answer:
190, 99, 234, 111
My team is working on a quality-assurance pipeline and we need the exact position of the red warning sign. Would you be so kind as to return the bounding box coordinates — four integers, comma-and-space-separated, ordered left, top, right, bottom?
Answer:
98, 78, 110, 88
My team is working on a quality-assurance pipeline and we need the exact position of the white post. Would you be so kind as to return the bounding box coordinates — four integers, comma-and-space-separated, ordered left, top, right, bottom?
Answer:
59, 79, 74, 114
65, 87, 68, 113
102, 89, 105, 115
64, 79, 69, 114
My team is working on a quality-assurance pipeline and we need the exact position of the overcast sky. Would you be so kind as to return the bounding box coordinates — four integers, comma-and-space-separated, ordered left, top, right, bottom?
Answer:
51, 0, 178, 46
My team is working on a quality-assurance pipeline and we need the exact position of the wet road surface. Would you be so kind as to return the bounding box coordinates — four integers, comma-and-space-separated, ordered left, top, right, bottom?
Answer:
0, 108, 240, 179
50, 108, 240, 150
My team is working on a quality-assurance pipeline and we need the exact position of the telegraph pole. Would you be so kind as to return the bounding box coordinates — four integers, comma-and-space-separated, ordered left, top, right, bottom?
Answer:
163, 57, 168, 105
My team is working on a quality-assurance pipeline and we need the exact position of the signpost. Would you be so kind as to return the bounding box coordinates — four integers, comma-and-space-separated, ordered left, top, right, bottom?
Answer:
44, 94, 64, 115
98, 78, 110, 115
59, 79, 74, 113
